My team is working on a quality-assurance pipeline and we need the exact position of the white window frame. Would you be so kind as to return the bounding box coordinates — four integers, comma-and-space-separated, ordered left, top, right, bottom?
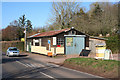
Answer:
57, 38, 64, 46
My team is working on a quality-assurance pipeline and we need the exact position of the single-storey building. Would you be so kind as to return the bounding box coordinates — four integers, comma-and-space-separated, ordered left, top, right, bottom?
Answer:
89, 36, 106, 53
27, 27, 89, 56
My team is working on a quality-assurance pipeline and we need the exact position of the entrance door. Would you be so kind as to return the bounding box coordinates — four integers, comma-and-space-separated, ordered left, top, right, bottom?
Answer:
65, 36, 85, 55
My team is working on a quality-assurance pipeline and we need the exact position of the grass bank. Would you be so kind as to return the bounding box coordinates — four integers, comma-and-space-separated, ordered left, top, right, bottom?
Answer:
64, 58, 119, 78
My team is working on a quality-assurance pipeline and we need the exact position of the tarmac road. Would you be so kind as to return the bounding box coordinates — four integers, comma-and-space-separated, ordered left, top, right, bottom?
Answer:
2, 53, 108, 80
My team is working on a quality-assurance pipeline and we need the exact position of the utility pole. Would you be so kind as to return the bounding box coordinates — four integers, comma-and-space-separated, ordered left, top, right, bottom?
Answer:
24, 25, 27, 51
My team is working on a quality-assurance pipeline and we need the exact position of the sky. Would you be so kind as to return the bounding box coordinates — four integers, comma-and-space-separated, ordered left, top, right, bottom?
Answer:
2, 2, 94, 29
1, 1, 118, 29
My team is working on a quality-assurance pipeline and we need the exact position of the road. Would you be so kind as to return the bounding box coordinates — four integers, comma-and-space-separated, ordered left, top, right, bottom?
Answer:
2, 53, 107, 79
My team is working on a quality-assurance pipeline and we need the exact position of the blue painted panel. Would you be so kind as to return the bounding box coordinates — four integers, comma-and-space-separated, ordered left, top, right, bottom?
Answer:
66, 36, 85, 55
66, 37, 74, 55
74, 37, 84, 54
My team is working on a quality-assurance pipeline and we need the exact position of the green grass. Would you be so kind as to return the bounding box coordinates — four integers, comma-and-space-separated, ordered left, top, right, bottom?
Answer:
64, 58, 119, 72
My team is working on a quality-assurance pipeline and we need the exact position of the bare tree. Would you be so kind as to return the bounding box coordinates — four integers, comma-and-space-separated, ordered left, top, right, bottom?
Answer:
50, 1, 80, 29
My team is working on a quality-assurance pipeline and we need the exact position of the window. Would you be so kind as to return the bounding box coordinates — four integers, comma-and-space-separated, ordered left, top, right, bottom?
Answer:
34, 39, 39, 46
9, 47, 18, 51
57, 38, 64, 46
69, 31, 76, 35
72, 31, 76, 35
35, 43, 39, 46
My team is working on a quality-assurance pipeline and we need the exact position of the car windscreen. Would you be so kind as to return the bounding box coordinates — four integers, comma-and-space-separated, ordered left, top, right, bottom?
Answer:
9, 48, 18, 51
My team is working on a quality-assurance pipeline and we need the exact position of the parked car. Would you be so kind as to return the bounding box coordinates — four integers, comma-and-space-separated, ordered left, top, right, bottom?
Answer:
6, 47, 19, 56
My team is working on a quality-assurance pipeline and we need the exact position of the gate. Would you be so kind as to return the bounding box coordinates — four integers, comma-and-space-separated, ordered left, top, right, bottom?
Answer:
65, 35, 85, 55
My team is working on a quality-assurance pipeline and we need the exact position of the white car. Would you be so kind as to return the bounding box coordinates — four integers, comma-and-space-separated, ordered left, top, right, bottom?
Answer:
6, 47, 19, 56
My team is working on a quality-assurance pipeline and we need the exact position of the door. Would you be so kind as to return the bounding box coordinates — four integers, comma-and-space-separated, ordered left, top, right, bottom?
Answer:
65, 36, 85, 55
74, 37, 84, 54
29, 42, 31, 53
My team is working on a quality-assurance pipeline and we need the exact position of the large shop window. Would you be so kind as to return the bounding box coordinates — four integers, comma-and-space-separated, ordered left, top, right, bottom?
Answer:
57, 38, 64, 46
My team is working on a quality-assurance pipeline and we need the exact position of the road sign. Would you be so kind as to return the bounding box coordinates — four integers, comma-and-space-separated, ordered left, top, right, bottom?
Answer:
48, 40, 51, 44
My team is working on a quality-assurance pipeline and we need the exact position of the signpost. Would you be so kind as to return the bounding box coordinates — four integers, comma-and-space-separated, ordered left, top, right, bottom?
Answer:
24, 26, 27, 51
48, 40, 51, 51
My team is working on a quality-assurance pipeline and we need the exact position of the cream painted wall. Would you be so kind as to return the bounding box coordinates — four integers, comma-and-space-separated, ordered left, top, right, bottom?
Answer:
31, 46, 64, 55
31, 46, 48, 55
56, 47, 64, 54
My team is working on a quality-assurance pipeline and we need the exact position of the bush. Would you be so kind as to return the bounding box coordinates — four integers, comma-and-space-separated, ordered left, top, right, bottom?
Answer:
105, 35, 120, 54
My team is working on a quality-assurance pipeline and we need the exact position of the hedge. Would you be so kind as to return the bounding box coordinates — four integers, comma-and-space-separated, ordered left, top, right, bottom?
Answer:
2, 41, 24, 52
105, 35, 120, 54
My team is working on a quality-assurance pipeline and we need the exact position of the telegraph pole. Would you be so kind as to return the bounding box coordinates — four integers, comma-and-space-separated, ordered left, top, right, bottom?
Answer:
24, 25, 27, 51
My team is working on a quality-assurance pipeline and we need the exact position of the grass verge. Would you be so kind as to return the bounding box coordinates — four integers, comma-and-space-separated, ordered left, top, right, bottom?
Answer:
63, 58, 119, 78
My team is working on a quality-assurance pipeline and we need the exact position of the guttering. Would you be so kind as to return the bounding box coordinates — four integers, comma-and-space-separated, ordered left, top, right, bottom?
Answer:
64, 35, 86, 37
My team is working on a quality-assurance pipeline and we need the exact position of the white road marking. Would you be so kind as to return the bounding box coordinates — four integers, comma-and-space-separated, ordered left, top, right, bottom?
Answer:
16, 61, 28, 67
16, 61, 46, 68
40, 72, 57, 80
30, 64, 36, 67
15, 61, 57, 79
15, 60, 104, 78
26, 64, 33, 67
47, 63, 60, 67
34, 63, 45, 67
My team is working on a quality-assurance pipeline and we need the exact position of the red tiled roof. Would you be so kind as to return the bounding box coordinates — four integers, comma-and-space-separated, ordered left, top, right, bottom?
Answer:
32, 28, 71, 37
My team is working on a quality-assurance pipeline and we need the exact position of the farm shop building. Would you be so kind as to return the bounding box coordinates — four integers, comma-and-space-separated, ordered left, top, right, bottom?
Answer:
27, 28, 89, 55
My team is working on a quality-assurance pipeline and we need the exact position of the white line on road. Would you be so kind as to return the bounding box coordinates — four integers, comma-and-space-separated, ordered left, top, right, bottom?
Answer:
47, 63, 60, 67
34, 63, 45, 67
16, 61, 57, 79
16, 61, 29, 67
26, 64, 33, 67
16, 61, 45, 68
30, 64, 36, 67
40, 72, 57, 80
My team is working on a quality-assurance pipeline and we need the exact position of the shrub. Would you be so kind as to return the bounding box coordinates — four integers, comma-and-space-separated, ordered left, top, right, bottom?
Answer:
105, 35, 120, 54
2, 41, 24, 52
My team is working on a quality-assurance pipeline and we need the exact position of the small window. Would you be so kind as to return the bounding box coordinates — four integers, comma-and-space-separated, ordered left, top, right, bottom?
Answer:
69, 31, 76, 35
57, 38, 64, 46
35, 43, 39, 46
72, 31, 76, 35
34, 39, 39, 46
